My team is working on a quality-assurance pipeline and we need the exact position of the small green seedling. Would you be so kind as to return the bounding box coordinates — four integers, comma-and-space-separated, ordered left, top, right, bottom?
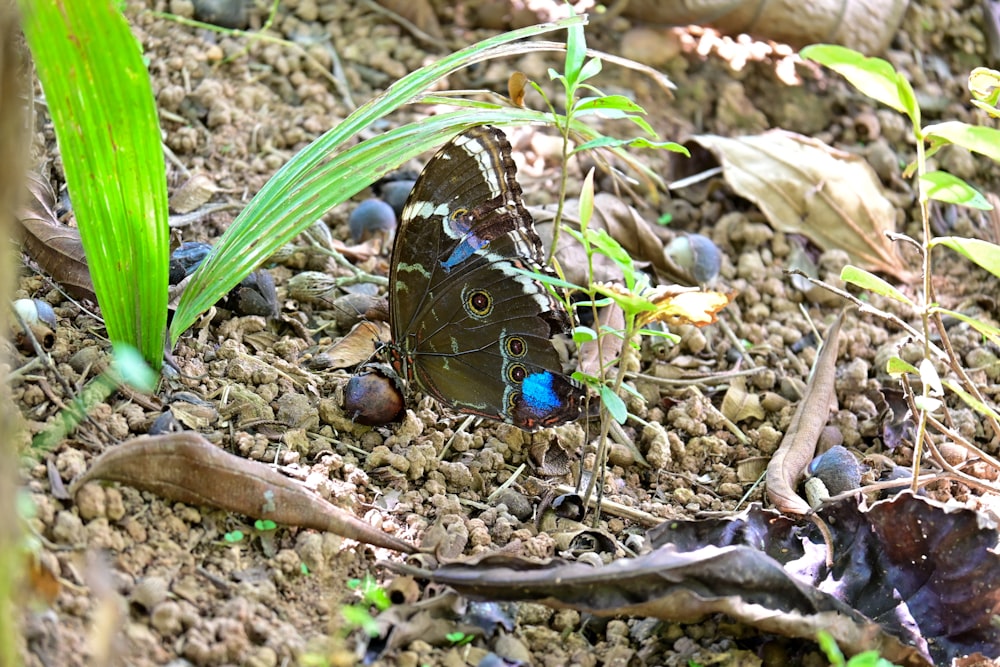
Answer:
817, 630, 899, 667
802, 45, 1000, 486
445, 631, 475, 646
341, 574, 392, 638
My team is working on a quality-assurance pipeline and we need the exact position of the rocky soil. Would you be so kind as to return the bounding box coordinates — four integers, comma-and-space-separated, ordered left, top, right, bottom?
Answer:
11, 1, 1000, 666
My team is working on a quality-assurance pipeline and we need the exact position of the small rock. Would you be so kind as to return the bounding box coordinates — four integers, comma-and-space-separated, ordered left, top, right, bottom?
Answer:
131, 576, 170, 612
151, 600, 183, 636
75, 483, 107, 521
51, 510, 84, 544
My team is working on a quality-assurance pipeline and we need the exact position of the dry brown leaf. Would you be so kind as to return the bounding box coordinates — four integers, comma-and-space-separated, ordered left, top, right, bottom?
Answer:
70, 432, 416, 553
688, 131, 912, 281
322, 320, 387, 370
18, 172, 96, 301
766, 310, 845, 516
508, 71, 528, 107
578, 300, 624, 378
722, 376, 766, 423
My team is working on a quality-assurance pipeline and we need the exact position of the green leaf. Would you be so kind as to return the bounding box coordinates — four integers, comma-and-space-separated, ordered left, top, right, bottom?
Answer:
577, 56, 602, 83
511, 267, 582, 292
22, 0, 170, 369
886, 356, 918, 376
579, 168, 595, 229
599, 385, 628, 424
840, 265, 913, 305
800, 45, 916, 123
574, 95, 645, 114
573, 326, 598, 344
931, 307, 1000, 345
918, 358, 943, 396
223, 530, 245, 543
920, 171, 993, 209
816, 630, 845, 666
564, 12, 587, 85
913, 395, 942, 413
929, 236, 1000, 279
341, 605, 380, 637
969, 67, 1000, 108
924, 121, 1000, 163
573, 136, 688, 156
943, 380, 1000, 423
586, 228, 637, 287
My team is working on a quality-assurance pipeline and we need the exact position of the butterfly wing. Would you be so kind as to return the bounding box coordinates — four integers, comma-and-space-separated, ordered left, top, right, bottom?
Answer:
389, 126, 583, 430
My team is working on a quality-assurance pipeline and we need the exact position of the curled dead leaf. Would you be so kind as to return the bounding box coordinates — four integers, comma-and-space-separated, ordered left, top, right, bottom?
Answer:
71, 432, 415, 553
766, 311, 845, 516
18, 172, 96, 301
722, 376, 766, 422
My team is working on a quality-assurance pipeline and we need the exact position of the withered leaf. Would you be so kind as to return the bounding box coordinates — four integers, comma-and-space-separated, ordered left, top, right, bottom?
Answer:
721, 375, 766, 423
18, 172, 96, 301
766, 311, 844, 515
71, 432, 415, 554
322, 321, 387, 370
687, 131, 912, 281
389, 523, 929, 666
394, 492, 1000, 666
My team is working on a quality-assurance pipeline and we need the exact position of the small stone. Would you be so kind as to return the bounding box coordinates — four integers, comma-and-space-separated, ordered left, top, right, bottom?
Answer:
150, 600, 183, 636
75, 483, 107, 521
131, 576, 170, 612
620, 27, 681, 67
349, 198, 397, 243
51, 510, 84, 544
494, 489, 532, 522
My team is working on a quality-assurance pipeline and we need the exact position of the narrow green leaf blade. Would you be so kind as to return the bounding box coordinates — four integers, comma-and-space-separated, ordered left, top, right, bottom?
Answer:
800, 45, 912, 117
920, 171, 993, 210
932, 307, 1000, 346
574, 95, 645, 114
924, 121, 1000, 163
840, 265, 914, 305
22, 0, 169, 369
930, 236, 1000, 279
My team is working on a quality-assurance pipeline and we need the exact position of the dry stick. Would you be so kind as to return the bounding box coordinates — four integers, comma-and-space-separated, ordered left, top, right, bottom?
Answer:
359, 0, 444, 51
930, 309, 1000, 441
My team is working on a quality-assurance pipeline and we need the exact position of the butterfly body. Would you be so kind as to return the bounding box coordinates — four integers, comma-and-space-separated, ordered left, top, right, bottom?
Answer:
387, 126, 584, 431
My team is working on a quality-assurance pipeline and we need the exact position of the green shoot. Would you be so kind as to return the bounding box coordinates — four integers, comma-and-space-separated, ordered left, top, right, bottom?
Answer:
816, 630, 899, 667
20, 0, 170, 369
802, 45, 1000, 487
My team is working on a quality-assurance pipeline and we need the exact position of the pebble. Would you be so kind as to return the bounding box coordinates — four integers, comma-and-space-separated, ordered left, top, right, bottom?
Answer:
51, 510, 84, 544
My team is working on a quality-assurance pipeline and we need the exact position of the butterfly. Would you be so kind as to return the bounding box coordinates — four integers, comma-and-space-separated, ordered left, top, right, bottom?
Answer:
386, 125, 585, 431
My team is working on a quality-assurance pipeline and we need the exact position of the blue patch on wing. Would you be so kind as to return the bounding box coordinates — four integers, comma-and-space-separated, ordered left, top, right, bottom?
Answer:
520, 372, 562, 416
441, 233, 487, 271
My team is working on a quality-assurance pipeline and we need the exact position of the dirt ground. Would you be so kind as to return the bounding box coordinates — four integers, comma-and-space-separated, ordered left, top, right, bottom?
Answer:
12, 0, 1000, 665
